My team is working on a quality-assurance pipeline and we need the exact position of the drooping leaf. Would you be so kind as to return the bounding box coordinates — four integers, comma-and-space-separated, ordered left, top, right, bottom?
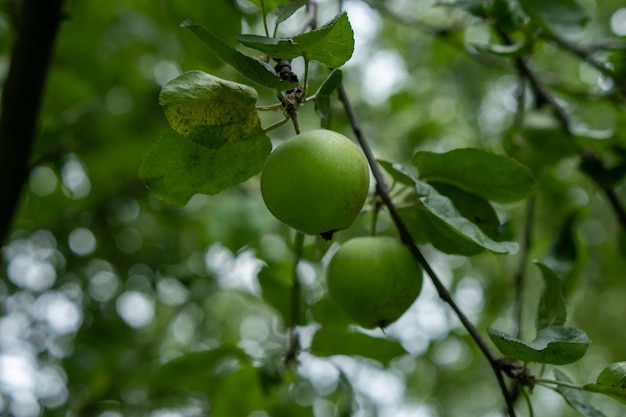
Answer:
413, 148, 537, 203
584, 362, 626, 405
535, 262, 567, 330
314, 69, 342, 118
148, 346, 250, 393
181, 19, 296, 90
244, 0, 291, 14
273, 0, 308, 26
409, 181, 518, 254
139, 128, 271, 206
436, 0, 487, 17
487, 326, 590, 365
398, 203, 486, 256
430, 182, 501, 239
377, 159, 416, 186
238, 12, 354, 67
554, 370, 608, 417
159, 71, 260, 148
520, 0, 590, 35
310, 328, 408, 365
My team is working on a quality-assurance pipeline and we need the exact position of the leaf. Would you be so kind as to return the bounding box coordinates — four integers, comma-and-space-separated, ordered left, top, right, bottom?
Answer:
181, 19, 295, 90
430, 182, 501, 239
584, 362, 626, 405
436, 0, 487, 17
535, 262, 567, 330
554, 370, 608, 417
487, 326, 590, 365
520, 0, 590, 35
273, 0, 308, 26
377, 159, 416, 186
310, 296, 354, 329
159, 71, 260, 148
238, 12, 354, 67
148, 346, 250, 393
503, 116, 579, 173
314, 69, 342, 118
310, 328, 408, 365
139, 128, 271, 206
412, 180, 518, 254
413, 148, 537, 203
471, 34, 534, 57
247, 0, 291, 14
211, 365, 268, 417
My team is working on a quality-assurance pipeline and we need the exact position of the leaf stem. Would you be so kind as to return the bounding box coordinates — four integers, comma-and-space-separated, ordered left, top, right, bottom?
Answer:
260, 0, 270, 37
535, 378, 586, 391
337, 83, 517, 417
262, 116, 291, 133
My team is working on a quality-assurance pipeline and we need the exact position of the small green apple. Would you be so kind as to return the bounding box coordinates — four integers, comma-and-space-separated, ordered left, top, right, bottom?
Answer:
260, 129, 370, 238
326, 236, 423, 329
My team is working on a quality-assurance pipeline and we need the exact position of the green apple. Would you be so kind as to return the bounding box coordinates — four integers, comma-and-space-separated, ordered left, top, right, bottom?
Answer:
260, 129, 370, 239
326, 236, 423, 329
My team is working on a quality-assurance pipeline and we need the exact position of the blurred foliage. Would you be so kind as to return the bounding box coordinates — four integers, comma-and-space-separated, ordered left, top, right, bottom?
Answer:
1, 0, 626, 417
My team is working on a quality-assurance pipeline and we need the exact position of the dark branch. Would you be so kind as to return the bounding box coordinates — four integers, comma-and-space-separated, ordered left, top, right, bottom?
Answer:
0, 0, 66, 245
337, 84, 517, 417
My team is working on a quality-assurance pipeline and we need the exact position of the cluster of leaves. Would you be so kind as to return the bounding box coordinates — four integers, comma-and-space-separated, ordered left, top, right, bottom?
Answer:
135, 0, 626, 416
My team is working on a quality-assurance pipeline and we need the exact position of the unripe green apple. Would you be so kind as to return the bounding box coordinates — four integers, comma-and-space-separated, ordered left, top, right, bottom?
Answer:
260, 129, 370, 238
326, 236, 423, 329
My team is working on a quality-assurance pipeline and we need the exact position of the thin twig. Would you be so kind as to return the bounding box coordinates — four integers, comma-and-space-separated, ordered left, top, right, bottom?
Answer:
285, 231, 305, 367
359, 0, 503, 68
541, 32, 626, 95
337, 83, 517, 417
513, 196, 535, 339
497, 28, 626, 231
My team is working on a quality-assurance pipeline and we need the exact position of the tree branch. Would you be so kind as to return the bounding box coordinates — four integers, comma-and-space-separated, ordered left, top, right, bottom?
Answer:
337, 84, 517, 417
0, 0, 66, 245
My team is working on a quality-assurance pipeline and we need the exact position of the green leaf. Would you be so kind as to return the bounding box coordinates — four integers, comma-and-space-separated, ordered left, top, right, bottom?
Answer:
503, 116, 579, 173
211, 365, 268, 417
430, 182, 501, 239
159, 71, 260, 148
139, 128, 271, 206
535, 262, 567, 330
584, 362, 626, 405
377, 159, 416, 186
181, 19, 295, 90
273, 0, 308, 26
314, 69, 342, 118
490, 0, 527, 32
520, 0, 590, 35
238, 12, 354, 67
471, 34, 534, 57
310, 296, 354, 329
148, 346, 250, 393
310, 328, 408, 365
398, 202, 486, 256
247, 0, 291, 14
487, 326, 590, 365
437, 0, 487, 17
554, 370, 608, 417
413, 148, 537, 203
409, 181, 519, 254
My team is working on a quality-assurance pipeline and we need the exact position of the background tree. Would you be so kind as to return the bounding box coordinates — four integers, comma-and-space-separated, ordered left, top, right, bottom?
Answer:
1, 0, 626, 416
